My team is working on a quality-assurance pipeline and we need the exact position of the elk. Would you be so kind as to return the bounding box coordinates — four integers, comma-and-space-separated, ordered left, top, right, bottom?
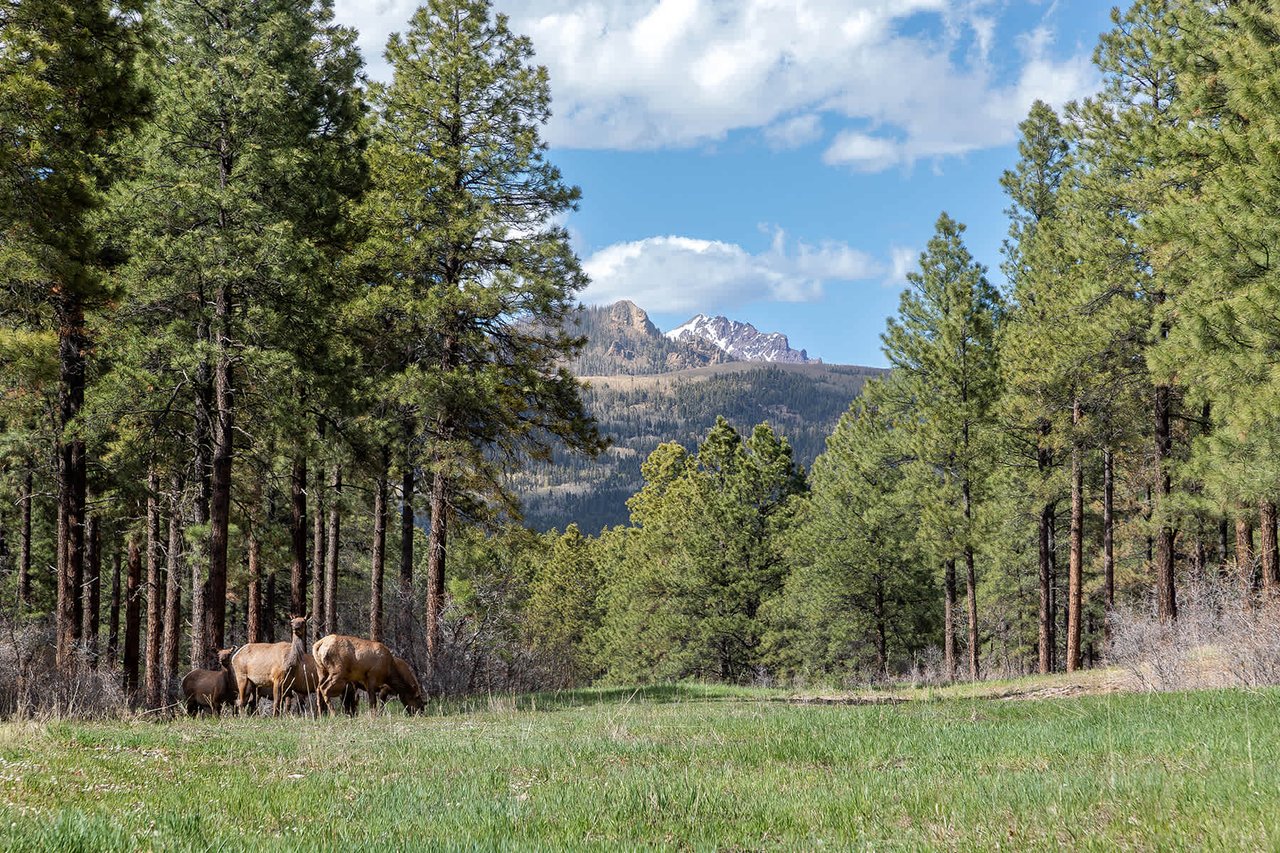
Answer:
181, 648, 238, 716
232, 616, 321, 715
313, 634, 421, 715
378, 655, 426, 715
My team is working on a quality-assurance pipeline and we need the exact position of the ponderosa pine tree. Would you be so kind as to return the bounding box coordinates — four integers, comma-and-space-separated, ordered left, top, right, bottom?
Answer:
998, 101, 1073, 673
884, 214, 1002, 681
111, 0, 365, 665
1151, 1, 1280, 603
0, 0, 145, 671
767, 376, 937, 680
1071, 0, 1184, 621
354, 0, 603, 678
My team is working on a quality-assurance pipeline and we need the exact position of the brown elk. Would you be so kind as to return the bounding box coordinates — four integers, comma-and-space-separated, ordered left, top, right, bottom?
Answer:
181, 648, 238, 716
378, 655, 426, 715
231, 616, 321, 715
312, 635, 422, 715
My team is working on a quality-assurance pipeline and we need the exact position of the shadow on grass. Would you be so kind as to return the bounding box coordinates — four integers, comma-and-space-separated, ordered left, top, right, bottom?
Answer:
426, 683, 762, 717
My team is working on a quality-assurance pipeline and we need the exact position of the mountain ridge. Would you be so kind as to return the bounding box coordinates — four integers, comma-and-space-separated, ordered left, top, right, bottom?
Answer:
665, 313, 815, 364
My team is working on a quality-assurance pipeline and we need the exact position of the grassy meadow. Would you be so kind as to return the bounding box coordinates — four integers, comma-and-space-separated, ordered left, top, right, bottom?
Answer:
1, 682, 1278, 850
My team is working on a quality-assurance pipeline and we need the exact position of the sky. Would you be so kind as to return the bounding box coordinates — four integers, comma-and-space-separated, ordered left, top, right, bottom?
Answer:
333, 0, 1120, 367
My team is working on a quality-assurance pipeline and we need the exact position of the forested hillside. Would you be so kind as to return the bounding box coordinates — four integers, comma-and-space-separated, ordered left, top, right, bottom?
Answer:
515, 363, 883, 531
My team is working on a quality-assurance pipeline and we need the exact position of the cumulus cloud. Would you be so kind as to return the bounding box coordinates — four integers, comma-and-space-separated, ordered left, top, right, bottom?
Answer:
763, 114, 824, 151
579, 231, 882, 314
334, 0, 1098, 171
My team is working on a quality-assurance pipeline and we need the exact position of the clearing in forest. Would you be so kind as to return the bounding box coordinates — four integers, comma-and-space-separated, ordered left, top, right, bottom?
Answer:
1, 680, 1277, 849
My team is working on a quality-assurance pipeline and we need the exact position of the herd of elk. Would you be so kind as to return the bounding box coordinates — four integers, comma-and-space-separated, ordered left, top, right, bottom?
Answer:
180, 617, 424, 717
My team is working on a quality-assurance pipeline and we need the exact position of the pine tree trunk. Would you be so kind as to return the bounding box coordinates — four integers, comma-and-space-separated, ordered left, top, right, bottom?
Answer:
18, 470, 32, 609
943, 558, 957, 682
425, 467, 448, 674
162, 475, 183, 698
1259, 501, 1278, 598
1154, 384, 1177, 620
191, 322, 212, 670
106, 550, 121, 668
290, 457, 308, 619
312, 462, 326, 634
369, 458, 388, 643
874, 577, 888, 678
83, 516, 101, 667
1067, 400, 1084, 673
124, 536, 142, 693
56, 292, 88, 673
325, 466, 341, 636
1236, 515, 1255, 600
1217, 519, 1230, 571
247, 532, 262, 643
265, 571, 276, 642
398, 465, 415, 650
1103, 448, 1115, 649
204, 333, 233, 667
961, 476, 978, 681
1048, 511, 1058, 668
1038, 502, 1053, 673
145, 472, 164, 707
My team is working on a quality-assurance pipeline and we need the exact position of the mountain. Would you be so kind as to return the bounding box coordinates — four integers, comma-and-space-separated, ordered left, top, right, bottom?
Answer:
666, 314, 815, 364
515, 301, 884, 531
517, 362, 885, 531
567, 300, 732, 375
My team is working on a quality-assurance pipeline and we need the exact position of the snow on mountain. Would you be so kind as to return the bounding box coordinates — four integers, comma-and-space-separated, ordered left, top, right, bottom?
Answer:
665, 314, 814, 364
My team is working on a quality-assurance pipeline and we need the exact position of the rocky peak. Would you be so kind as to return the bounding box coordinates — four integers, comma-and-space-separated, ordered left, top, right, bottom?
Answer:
606, 299, 660, 336
665, 314, 814, 364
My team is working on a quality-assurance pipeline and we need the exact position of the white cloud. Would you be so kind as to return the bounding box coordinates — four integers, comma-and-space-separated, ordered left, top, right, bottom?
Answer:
580, 231, 882, 314
335, 0, 1098, 172
889, 246, 918, 285
763, 114, 823, 150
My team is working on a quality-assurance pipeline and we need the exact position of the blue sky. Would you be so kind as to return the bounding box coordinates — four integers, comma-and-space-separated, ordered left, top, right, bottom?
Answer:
335, 0, 1120, 367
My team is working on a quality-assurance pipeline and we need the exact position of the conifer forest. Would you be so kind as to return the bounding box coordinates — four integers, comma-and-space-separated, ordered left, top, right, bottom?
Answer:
6, 0, 1280, 711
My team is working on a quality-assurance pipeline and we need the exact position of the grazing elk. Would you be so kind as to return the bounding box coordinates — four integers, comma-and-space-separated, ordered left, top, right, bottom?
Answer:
181, 648, 238, 716
313, 635, 422, 715
378, 655, 426, 715
231, 616, 321, 715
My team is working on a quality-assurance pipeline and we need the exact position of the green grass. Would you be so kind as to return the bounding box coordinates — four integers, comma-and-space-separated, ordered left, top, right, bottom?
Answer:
2, 684, 1278, 850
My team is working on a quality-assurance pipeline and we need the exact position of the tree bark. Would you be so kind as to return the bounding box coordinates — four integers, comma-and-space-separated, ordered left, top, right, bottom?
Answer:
1037, 422, 1053, 674
55, 292, 88, 673
191, 322, 212, 670
162, 475, 183, 699
265, 571, 276, 643
145, 472, 164, 707
106, 549, 121, 668
961, 475, 979, 681
247, 531, 262, 643
1103, 448, 1115, 650
290, 457, 308, 619
1236, 515, 1255, 600
398, 465, 415, 650
369, 457, 388, 643
425, 467, 448, 673
18, 470, 32, 609
1067, 399, 1084, 673
312, 461, 325, 634
325, 465, 341, 636
1154, 383, 1177, 621
1259, 501, 1279, 597
204, 322, 233, 667
124, 536, 142, 693
83, 515, 101, 667
943, 558, 957, 682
